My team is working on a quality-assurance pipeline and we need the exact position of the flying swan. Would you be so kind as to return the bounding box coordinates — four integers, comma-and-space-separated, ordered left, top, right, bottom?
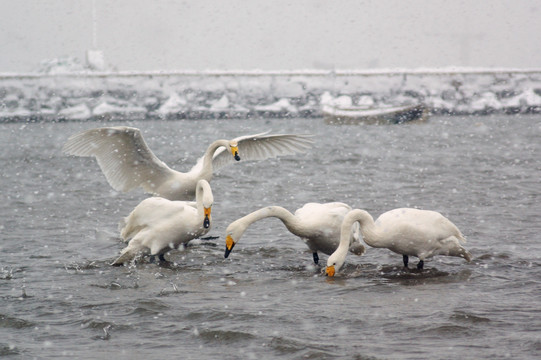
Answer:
63, 126, 313, 200
326, 208, 472, 276
224, 202, 366, 264
111, 179, 213, 266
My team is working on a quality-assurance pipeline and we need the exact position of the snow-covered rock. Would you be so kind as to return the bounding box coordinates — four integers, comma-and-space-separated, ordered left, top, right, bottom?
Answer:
93, 102, 146, 117
320, 91, 352, 107
471, 92, 502, 112
58, 104, 91, 120
156, 92, 188, 116
209, 95, 230, 111
502, 88, 541, 108
254, 98, 298, 114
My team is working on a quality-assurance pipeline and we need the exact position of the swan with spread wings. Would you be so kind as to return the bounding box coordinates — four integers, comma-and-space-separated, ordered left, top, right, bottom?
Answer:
63, 126, 313, 200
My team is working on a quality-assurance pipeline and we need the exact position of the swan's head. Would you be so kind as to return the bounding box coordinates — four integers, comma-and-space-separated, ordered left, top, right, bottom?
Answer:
203, 206, 211, 228
197, 180, 213, 228
224, 221, 245, 258
224, 234, 236, 258
325, 252, 345, 277
229, 141, 240, 161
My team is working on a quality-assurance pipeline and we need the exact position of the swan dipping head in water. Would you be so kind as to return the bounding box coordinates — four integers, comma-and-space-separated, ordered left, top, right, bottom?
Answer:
326, 208, 472, 276
224, 202, 366, 265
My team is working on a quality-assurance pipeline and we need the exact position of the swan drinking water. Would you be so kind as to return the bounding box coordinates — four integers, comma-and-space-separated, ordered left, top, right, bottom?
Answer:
111, 179, 213, 266
224, 202, 366, 264
326, 208, 472, 276
63, 126, 313, 200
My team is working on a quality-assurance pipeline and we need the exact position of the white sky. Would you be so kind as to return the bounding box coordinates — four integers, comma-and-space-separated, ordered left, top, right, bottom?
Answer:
1, 0, 540, 72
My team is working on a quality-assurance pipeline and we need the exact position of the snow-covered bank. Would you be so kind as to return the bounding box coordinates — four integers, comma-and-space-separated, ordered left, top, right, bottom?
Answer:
1, 70, 541, 122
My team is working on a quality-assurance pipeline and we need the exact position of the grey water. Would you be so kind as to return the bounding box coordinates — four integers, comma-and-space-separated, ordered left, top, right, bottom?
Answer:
1, 115, 540, 359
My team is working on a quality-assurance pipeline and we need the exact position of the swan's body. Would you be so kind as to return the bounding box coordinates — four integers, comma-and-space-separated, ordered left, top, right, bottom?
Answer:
224, 202, 366, 264
111, 179, 213, 265
326, 208, 472, 276
63, 126, 313, 200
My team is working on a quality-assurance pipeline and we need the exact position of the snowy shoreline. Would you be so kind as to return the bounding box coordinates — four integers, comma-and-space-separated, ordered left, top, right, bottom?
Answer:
2, 67, 541, 78
1, 69, 541, 122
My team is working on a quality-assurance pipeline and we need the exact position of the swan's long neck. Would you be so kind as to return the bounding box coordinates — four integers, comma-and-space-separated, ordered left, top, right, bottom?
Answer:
200, 139, 229, 178
236, 206, 299, 236
337, 209, 381, 252
195, 180, 212, 217
328, 209, 380, 275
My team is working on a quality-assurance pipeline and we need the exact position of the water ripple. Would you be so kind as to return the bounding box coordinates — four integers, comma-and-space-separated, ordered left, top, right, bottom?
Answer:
0, 314, 35, 329
195, 328, 256, 344
1, 116, 540, 359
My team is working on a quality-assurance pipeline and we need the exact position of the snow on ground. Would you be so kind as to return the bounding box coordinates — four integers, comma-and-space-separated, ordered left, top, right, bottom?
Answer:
1, 68, 541, 122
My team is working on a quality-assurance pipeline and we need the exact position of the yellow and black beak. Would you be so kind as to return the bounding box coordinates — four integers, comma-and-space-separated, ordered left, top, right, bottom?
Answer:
203, 207, 211, 228
230, 145, 240, 161
325, 265, 336, 277
224, 235, 236, 258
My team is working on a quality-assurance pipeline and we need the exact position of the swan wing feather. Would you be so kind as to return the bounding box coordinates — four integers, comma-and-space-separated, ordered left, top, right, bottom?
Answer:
63, 126, 176, 194
211, 132, 314, 171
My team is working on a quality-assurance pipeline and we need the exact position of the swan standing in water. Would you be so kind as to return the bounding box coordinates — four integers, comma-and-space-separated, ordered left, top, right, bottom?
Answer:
63, 126, 313, 200
326, 208, 472, 276
224, 202, 366, 264
111, 179, 213, 266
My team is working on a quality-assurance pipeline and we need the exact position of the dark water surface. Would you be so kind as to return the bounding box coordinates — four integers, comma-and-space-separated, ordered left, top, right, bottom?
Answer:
1, 115, 540, 359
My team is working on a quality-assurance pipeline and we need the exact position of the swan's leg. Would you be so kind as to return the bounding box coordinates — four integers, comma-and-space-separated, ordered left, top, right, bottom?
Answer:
403, 255, 409, 268
416, 260, 424, 270
312, 252, 319, 265
199, 236, 219, 240
158, 253, 175, 268
149, 253, 168, 264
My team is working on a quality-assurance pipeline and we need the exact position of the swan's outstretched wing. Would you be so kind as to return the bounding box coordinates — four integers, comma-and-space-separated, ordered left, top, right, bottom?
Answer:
210, 132, 314, 171
63, 126, 176, 194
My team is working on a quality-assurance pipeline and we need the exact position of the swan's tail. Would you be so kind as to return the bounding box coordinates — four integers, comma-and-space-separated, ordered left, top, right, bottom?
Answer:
118, 217, 128, 239
119, 216, 144, 243
455, 242, 472, 262
457, 233, 471, 261
462, 249, 473, 262
111, 243, 143, 266
451, 223, 467, 244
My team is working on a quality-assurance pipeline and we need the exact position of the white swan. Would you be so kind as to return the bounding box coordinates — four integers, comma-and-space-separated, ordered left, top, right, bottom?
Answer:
224, 202, 366, 264
326, 208, 472, 276
63, 126, 313, 200
111, 179, 213, 266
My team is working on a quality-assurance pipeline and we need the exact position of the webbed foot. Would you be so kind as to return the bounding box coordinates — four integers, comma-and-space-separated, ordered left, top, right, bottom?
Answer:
149, 253, 171, 266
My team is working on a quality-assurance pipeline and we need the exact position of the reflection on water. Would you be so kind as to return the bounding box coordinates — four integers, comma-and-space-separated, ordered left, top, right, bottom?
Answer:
1, 115, 540, 359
